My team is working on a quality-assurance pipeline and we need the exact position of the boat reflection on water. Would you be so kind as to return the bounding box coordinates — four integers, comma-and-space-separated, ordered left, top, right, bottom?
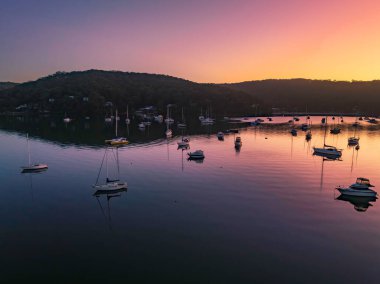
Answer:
93, 188, 127, 230
336, 194, 377, 212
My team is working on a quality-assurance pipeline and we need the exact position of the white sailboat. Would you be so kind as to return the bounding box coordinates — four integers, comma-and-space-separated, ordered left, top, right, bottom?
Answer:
125, 105, 130, 125
21, 133, 48, 172
313, 116, 342, 158
93, 147, 127, 191
105, 109, 129, 146
177, 107, 187, 128
63, 112, 71, 123
165, 104, 173, 138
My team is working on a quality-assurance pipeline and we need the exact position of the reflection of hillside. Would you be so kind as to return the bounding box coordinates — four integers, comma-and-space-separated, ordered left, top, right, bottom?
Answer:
0, 116, 244, 148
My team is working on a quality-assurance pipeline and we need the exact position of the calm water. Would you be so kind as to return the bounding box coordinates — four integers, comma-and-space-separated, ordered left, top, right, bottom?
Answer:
1, 116, 380, 283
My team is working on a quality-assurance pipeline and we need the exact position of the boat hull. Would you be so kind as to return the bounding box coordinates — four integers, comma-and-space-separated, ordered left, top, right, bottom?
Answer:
337, 187, 377, 197
21, 164, 48, 172
93, 182, 127, 191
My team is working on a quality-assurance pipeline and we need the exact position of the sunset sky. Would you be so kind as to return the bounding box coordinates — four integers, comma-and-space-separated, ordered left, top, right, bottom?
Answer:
1, 0, 380, 83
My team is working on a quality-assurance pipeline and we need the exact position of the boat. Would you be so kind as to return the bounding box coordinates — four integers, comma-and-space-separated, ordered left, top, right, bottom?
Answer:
313, 116, 342, 158
138, 122, 146, 129
105, 110, 129, 146
125, 105, 130, 125
93, 147, 127, 191
164, 118, 175, 124
352, 121, 360, 127
305, 131, 312, 140
154, 115, 163, 123
217, 132, 224, 140
301, 123, 310, 131
177, 139, 189, 148
21, 134, 48, 173
290, 129, 297, 136
177, 107, 187, 128
105, 117, 112, 123
368, 118, 377, 124
235, 136, 242, 148
143, 121, 151, 126
63, 113, 71, 123
267, 117, 272, 121
201, 117, 215, 125
293, 117, 300, 121
336, 177, 377, 197
188, 150, 205, 159
358, 117, 363, 121
330, 127, 341, 134
165, 105, 173, 138
348, 137, 359, 145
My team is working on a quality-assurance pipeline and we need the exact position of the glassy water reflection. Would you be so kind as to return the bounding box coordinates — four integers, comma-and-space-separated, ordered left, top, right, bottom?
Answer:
0, 116, 379, 283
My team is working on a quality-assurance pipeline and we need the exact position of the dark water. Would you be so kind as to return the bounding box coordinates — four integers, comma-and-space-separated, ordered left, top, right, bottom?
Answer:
1, 116, 380, 283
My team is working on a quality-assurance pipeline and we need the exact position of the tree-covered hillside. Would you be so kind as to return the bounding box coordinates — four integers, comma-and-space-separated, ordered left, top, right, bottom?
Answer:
0, 70, 258, 117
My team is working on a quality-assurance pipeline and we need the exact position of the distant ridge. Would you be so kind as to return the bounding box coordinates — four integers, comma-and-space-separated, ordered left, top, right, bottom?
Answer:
0, 82, 18, 91
221, 79, 380, 114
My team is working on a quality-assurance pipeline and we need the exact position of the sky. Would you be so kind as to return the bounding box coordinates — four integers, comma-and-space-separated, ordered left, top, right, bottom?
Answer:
1, 0, 380, 83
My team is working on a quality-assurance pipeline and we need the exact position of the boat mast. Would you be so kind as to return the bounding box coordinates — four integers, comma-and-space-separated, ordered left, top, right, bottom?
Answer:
127, 105, 129, 119
106, 148, 109, 181
27, 133, 31, 166
323, 116, 327, 147
115, 109, 118, 137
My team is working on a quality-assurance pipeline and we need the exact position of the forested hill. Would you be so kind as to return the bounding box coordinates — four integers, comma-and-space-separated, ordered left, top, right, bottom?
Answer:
0, 70, 258, 116
221, 79, 380, 114
0, 82, 18, 91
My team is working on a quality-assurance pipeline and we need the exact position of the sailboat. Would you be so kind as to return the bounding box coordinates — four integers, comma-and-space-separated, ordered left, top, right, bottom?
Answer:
330, 116, 341, 134
313, 116, 342, 158
105, 109, 129, 146
125, 105, 130, 125
93, 147, 127, 191
63, 113, 71, 123
21, 133, 48, 172
165, 104, 173, 138
177, 107, 187, 128
348, 122, 359, 145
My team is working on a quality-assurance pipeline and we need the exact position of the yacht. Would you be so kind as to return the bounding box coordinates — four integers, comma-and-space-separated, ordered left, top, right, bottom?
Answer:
348, 137, 359, 145
188, 150, 205, 159
217, 132, 224, 140
290, 129, 297, 136
313, 145, 342, 158
21, 134, 48, 172
336, 178, 377, 197
105, 110, 129, 146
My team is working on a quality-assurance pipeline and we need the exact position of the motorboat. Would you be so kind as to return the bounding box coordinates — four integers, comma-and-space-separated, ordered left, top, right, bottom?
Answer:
217, 132, 224, 140
348, 137, 359, 145
290, 129, 297, 136
63, 117, 71, 123
313, 145, 342, 158
165, 118, 175, 124
336, 177, 377, 197
105, 117, 112, 123
235, 136, 242, 148
368, 118, 377, 124
305, 131, 312, 140
330, 127, 341, 134
201, 117, 215, 125
267, 117, 273, 121
177, 136, 190, 147
21, 133, 48, 173
188, 150, 205, 159
301, 123, 310, 131
293, 117, 300, 121
165, 129, 172, 138
138, 122, 146, 129
154, 115, 163, 122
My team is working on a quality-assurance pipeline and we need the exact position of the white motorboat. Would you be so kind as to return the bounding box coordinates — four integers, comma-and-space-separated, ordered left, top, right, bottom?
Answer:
217, 132, 224, 140
154, 115, 163, 122
63, 112, 71, 123
105, 117, 112, 123
138, 122, 146, 129
188, 150, 205, 159
21, 133, 48, 173
165, 129, 172, 138
336, 178, 377, 197
164, 118, 175, 124
201, 117, 214, 125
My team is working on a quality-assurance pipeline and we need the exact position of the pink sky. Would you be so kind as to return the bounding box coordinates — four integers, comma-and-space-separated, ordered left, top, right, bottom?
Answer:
1, 0, 380, 83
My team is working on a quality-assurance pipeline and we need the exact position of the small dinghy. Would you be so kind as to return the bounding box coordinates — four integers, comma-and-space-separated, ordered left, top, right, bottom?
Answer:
336, 177, 377, 197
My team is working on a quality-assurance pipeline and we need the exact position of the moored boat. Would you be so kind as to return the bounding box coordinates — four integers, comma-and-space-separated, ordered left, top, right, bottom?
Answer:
336, 177, 377, 197
188, 150, 205, 159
